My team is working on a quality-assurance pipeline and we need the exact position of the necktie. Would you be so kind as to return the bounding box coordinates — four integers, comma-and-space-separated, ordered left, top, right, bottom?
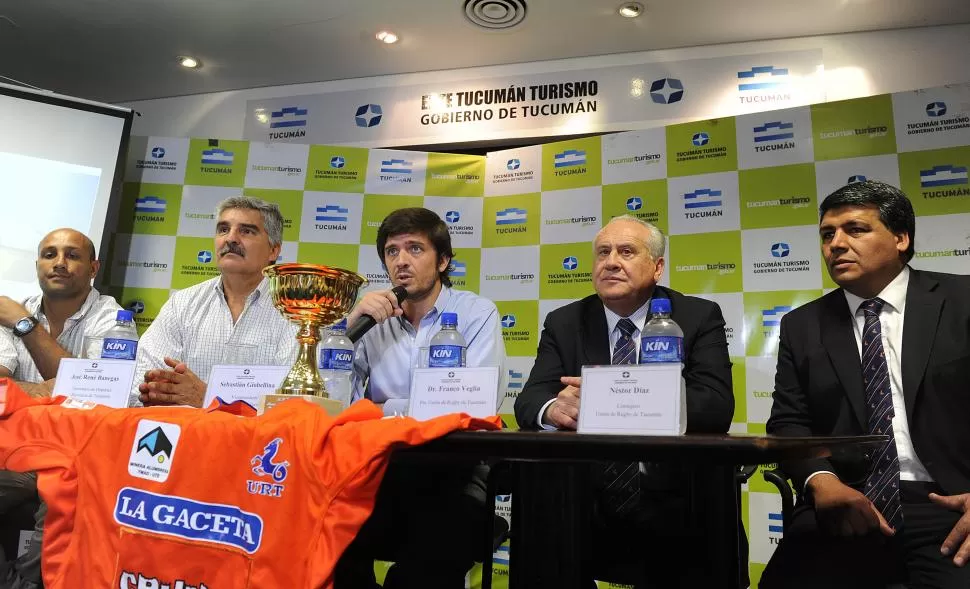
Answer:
599, 318, 640, 518
860, 298, 903, 529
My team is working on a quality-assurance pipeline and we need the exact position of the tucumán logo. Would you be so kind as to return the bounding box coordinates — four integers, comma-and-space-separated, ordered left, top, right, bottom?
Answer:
127, 300, 146, 315
330, 155, 345, 169
919, 164, 970, 199
905, 102, 969, 137
737, 65, 791, 105
562, 256, 579, 271
492, 158, 534, 185
268, 106, 308, 139
495, 207, 528, 234
553, 150, 587, 177
683, 188, 723, 219
770, 243, 790, 258
197, 250, 213, 264
501, 314, 516, 328
379, 159, 413, 183
315, 205, 349, 230
847, 174, 868, 184
626, 197, 643, 211
926, 101, 947, 118
137, 145, 177, 172
762, 305, 793, 328
355, 104, 383, 128
649, 78, 684, 104
755, 243, 811, 275
753, 121, 795, 152
692, 132, 710, 147
134, 196, 167, 222
443, 209, 475, 236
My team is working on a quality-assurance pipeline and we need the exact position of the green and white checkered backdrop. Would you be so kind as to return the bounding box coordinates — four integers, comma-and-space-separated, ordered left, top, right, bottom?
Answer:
114, 83, 970, 588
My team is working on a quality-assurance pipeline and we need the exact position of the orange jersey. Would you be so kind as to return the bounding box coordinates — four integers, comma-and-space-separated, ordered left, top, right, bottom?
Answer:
0, 379, 500, 589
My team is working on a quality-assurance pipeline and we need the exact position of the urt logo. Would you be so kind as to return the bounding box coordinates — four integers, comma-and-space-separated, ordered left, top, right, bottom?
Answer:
626, 197, 643, 211
445, 210, 461, 223
197, 250, 213, 264
507, 159, 521, 171
330, 156, 345, 169
562, 256, 579, 271
847, 175, 867, 184
127, 300, 146, 315
151, 146, 166, 159
692, 132, 710, 147
501, 314, 516, 329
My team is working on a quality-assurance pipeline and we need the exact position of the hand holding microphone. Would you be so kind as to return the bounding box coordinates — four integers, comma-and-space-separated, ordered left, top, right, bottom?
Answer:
346, 286, 409, 342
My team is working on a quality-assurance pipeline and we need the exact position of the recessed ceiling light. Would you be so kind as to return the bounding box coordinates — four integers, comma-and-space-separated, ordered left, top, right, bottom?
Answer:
618, 2, 643, 18
376, 30, 399, 44
177, 55, 201, 69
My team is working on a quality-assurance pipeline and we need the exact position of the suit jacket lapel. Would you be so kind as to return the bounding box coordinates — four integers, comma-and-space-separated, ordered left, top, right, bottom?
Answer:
582, 297, 611, 366
901, 269, 942, 419
820, 291, 867, 430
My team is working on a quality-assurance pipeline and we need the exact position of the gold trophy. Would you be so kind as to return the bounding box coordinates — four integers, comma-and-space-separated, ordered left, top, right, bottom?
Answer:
260, 263, 367, 415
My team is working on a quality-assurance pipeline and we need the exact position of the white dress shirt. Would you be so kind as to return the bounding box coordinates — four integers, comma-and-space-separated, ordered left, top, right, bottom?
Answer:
806, 266, 934, 488
0, 288, 134, 383
131, 276, 299, 406
538, 299, 652, 430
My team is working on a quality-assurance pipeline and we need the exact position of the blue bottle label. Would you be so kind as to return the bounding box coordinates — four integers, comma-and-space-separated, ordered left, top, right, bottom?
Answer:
320, 348, 353, 371
429, 345, 464, 368
101, 338, 137, 360
639, 336, 682, 363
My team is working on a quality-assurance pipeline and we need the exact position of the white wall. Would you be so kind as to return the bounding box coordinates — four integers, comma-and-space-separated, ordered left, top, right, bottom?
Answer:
127, 24, 970, 142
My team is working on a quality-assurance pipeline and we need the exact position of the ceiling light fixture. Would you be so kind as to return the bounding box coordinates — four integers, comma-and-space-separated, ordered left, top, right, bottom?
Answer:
177, 55, 201, 69
618, 2, 643, 18
376, 30, 399, 44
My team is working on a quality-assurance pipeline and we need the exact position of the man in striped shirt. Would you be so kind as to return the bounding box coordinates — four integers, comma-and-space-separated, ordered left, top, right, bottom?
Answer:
133, 196, 297, 408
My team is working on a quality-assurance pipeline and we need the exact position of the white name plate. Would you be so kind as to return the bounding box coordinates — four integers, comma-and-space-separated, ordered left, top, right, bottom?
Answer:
53, 358, 137, 408
205, 365, 291, 407
578, 363, 685, 435
408, 366, 499, 420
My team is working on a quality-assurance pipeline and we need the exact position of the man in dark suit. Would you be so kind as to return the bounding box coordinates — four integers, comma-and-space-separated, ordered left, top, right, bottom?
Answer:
514, 215, 735, 587
762, 180, 970, 589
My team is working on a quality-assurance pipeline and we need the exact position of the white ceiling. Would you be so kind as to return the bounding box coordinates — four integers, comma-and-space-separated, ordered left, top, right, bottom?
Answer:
2, 0, 969, 104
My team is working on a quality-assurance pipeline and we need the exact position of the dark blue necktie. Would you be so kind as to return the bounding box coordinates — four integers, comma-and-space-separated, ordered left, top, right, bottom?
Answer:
599, 318, 640, 517
860, 298, 903, 529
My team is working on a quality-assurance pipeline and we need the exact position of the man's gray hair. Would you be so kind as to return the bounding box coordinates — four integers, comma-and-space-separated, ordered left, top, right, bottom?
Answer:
601, 215, 666, 260
215, 196, 284, 247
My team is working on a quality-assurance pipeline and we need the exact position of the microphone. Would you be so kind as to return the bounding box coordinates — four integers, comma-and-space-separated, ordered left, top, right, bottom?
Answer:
346, 285, 408, 343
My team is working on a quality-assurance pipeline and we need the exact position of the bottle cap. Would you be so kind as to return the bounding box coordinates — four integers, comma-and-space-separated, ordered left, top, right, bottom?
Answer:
649, 298, 671, 315
440, 312, 458, 326
116, 310, 134, 322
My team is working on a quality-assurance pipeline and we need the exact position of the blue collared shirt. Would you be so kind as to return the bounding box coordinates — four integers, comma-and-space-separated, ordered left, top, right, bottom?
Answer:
351, 286, 505, 415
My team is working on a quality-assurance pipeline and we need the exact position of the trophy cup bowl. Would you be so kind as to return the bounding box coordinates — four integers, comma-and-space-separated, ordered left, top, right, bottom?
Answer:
262, 263, 367, 406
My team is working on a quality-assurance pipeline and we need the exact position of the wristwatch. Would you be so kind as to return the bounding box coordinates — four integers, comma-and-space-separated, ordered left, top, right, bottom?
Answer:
12, 316, 38, 338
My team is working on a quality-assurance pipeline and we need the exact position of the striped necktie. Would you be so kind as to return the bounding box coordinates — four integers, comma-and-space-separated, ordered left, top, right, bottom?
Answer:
599, 318, 640, 517
860, 298, 903, 529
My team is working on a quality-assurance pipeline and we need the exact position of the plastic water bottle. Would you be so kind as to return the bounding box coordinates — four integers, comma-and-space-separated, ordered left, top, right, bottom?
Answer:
319, 318, 354, 404
640, 298, 687, 434
82, 310, 138, 360
429, 312, 466, 368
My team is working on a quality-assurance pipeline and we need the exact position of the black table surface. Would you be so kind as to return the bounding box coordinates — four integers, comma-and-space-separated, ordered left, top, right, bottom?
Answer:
404, 430, 889, 464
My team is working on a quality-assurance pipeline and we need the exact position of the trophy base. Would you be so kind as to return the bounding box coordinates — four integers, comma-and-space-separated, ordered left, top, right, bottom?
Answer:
258, 394, 346, 416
